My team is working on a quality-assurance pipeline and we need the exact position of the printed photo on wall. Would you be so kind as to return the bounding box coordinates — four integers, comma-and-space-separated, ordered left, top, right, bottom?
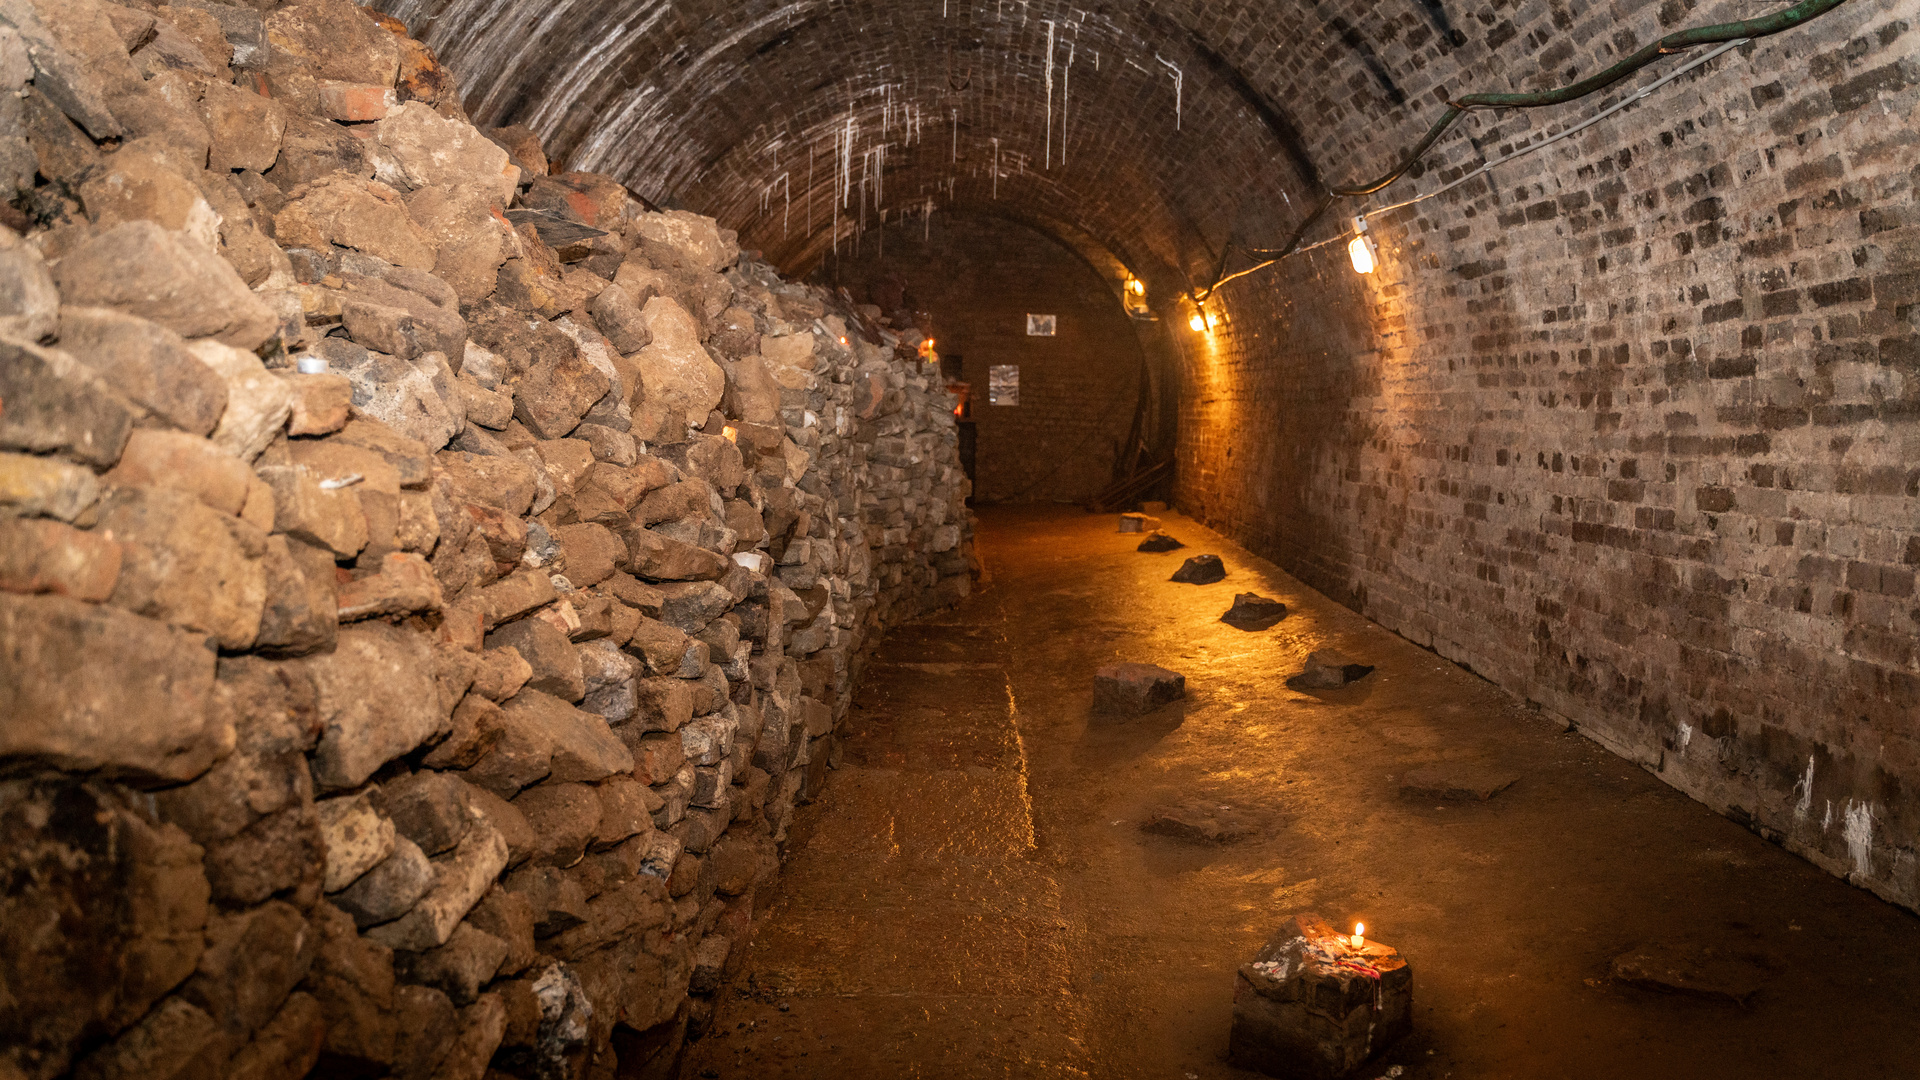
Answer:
989, 365, 1019, 406
1026, 314, 1056, 336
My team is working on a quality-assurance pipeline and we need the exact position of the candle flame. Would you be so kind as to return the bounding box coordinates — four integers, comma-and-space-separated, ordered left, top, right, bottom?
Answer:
1351, 923, 1365, 949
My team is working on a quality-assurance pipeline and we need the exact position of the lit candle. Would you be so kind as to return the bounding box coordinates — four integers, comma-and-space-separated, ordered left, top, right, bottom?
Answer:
1351, 923, 1365, 950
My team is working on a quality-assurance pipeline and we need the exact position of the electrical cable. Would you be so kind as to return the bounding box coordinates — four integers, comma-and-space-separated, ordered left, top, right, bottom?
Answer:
1185, 0, 1855, 307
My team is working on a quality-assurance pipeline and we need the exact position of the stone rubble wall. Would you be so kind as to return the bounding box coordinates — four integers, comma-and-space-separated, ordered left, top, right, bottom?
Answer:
0, 2, 973, 1077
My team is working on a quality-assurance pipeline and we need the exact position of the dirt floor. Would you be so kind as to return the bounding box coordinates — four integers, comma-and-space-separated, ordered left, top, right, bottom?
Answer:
681, 506, 1920, 1079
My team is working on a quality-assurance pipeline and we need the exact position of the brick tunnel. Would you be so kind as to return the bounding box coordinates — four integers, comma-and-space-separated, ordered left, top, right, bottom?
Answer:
3, 0, 1919, 1077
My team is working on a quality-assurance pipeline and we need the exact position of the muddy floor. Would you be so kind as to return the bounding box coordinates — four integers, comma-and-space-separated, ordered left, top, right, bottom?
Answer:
680, 507, 1920, 1079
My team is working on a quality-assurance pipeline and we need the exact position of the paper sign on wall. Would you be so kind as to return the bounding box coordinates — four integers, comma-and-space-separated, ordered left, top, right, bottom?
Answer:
989, 365, 1019, 406
1026, 314, 1056, 336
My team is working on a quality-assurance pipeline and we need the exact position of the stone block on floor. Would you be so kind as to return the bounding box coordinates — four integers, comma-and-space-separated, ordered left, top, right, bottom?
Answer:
1137, 531, 1184, 552
1229, 912, 1412, 1080
1610, 942, 1772, 1005
1092, 662, 1185, 717
1170, 554, 1225, 584
1139, 801, 1262, 844
1118, 512, 1160, 534
1221, 592, 1288, 630
1288, 650, 1374, 690
1399, 763, 1519, 802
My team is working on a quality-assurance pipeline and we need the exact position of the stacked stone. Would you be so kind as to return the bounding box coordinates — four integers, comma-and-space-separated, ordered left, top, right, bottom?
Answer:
0, 2, 972, 1078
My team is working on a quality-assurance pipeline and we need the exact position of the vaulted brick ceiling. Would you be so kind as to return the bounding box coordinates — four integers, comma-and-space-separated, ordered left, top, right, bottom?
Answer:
370, 0, 1496, 298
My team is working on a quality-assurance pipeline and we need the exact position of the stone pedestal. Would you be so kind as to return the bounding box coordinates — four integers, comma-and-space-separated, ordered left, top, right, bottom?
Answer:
1229, 913, 1412, 1080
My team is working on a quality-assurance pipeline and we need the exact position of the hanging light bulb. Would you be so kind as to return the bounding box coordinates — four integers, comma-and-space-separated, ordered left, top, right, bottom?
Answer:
1122, 276, 1151, 320
1189, 311, 1207, 333
1348, 215, 1378, 275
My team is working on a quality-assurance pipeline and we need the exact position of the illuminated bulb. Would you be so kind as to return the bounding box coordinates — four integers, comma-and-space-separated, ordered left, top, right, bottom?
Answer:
1188, 313, 1207, 333
1206, 312, 1220, 329
722, 425, 738, 444
1351, 923, 1365, 950
1126, 277, 1145, 296
1348, 234, 1376, 275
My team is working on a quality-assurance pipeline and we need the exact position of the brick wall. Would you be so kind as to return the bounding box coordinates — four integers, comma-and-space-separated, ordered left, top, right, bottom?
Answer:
818, 214, 1145, 504
1175, 1, 1920, 910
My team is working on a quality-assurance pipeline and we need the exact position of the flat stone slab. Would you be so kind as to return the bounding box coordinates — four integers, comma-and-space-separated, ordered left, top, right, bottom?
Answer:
1137, 531, 1185, 553
1170, 554, 1226, 584
1399, 763, 1519, 801
1287, 649, 1374, 690
1117, 512, 1161, 533
1221, 592, 1288, 629
1140, 802, 1262, 844
1611, 943, 1773, 1005
1092, 662, 1186, 717
1231, 912, 1412, 1079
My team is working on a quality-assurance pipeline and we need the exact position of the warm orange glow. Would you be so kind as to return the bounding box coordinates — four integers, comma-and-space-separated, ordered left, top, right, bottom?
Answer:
1188, 313, 1207, 333
1348, 234, 1376, 275
1125, 277, 1145, 296
722, 425, 737, 443
1351, 923, 1365, 949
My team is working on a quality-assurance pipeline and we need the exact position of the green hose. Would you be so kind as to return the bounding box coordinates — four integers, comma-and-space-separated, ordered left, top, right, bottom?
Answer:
1194, 0, 1855, 299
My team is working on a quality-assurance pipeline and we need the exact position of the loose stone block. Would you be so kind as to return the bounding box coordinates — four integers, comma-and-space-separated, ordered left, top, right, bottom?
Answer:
1137, 531, 1184, 552
1140, 802, 1262, 844
1610, 942, 1771, 1005
1092, 662, 1186, 717
1229, 913, 1412, 1079
1221, 592, 1289, 629
1398, 763, 1519, 802
1170, 553, 1226, 584
1290, 650, 1374, 690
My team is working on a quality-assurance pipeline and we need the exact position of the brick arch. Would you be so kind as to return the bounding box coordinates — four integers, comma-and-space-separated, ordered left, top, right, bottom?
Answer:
366, 0, 1414, 295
